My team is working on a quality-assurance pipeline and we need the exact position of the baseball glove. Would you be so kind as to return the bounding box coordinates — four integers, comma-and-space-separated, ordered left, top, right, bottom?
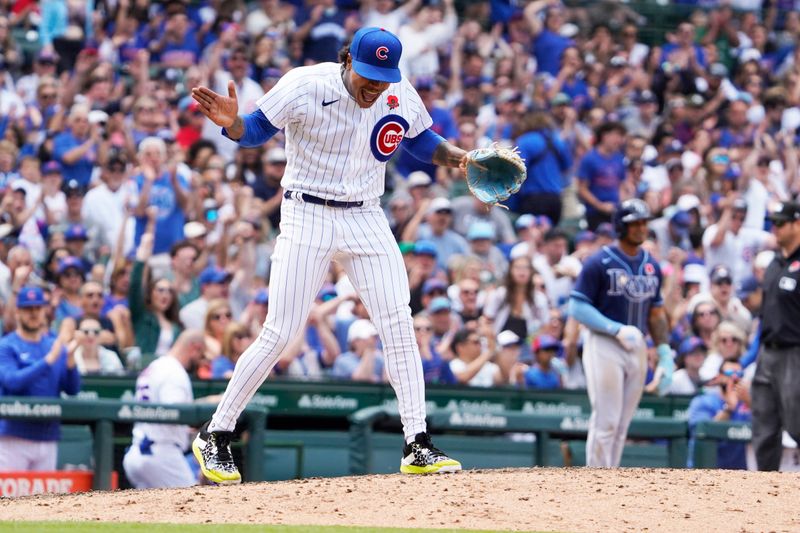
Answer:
464, 144, 527, 207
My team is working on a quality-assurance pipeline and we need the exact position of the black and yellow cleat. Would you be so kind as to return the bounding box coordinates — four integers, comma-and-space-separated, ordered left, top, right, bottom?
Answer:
192, 421, 242, 485
400, 432, 462, 474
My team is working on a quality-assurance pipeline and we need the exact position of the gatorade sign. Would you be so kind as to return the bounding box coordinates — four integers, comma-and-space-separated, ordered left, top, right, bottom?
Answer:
0, 472, 118, 497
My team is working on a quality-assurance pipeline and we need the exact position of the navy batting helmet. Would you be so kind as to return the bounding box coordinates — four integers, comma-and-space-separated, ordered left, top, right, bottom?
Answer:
613, 198, 652, 238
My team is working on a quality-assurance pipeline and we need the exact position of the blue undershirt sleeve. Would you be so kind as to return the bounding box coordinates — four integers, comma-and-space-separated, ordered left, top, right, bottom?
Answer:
568, 296, 623, 336
221, 110, 280, 148
401, 129, 446, 163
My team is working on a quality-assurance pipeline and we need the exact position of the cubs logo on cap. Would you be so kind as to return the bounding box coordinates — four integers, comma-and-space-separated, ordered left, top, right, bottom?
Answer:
349, 27, 402, 83
370, 114, 409, 162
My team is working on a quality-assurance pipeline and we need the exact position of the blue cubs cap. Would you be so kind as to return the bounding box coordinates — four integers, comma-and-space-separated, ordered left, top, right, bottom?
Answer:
42, 161, 62, 174
679, 336, 707, 357
575, 230, 596, 245
737, 275, 760, 300
349, 27, 402, 83
57, 256, 85, 276
413, 239, 437, 258
422, 278, 447, 295
670, 210, 691, 228
199, 266, 232, 285
533, 334, 562, 352
253, 288, 269, 305
17, 286, 47, 308
64, 224, 88, 241
428, 296, 451, 314
596, 222, 616, 238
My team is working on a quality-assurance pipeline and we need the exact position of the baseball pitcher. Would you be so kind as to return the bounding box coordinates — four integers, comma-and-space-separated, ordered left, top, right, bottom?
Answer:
189, 27, 472, 483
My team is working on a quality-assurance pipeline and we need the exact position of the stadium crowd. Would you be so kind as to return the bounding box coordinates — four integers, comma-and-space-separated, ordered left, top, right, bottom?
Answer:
1, 0, 800, 469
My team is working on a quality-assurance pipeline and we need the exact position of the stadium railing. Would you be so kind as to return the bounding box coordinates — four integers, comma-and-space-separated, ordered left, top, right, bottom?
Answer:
0, 396, 267, 490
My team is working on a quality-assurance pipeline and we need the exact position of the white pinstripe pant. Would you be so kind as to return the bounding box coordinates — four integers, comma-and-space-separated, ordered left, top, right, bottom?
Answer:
209, 196, 427, 440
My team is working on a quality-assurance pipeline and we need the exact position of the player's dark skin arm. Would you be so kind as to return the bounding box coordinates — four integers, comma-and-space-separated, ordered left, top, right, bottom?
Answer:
433, 141, 469, 171
647, 307, 670, 346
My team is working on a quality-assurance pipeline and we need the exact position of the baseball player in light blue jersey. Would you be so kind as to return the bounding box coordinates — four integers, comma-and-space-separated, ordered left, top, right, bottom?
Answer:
189, 27, 467, 483
568, 199, 674, 467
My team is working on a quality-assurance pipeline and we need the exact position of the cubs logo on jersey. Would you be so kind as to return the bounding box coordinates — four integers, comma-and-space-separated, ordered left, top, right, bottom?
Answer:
606, 268, 659, 303
370, 114, 409, 162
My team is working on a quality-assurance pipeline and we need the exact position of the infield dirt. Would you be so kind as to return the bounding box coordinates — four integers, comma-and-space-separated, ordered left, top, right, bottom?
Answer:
1, 468, 798, 532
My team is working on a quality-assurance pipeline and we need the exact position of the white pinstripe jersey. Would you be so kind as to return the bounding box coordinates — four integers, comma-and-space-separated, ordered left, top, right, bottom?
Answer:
257, 62, 433, 202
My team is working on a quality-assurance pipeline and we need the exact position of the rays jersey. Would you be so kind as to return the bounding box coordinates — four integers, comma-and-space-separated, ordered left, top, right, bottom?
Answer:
571, 245, 663, 333
256, 62, 432, 202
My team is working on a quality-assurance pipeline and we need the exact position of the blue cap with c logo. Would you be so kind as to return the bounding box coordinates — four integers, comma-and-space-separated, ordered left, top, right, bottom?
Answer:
349, 27, 402, 83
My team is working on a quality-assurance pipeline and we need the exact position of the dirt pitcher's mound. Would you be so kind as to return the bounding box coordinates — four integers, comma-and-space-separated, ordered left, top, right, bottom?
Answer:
2, 468, 798, 532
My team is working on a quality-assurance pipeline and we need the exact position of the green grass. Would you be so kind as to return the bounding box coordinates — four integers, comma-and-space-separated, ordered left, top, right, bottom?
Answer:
0, 524, 532, 533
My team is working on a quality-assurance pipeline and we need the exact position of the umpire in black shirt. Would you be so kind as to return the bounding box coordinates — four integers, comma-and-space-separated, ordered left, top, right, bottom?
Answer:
753, 201, 800, 470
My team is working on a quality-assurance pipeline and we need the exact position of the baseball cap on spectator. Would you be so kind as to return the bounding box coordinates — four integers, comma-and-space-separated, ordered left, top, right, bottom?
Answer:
664, 139, 683, 154
550, 92, 572, 107
427, 296, 451, 314
415, 77, 434, 91
559, 22, 579, 38
463, 76, 481, 89
42, 161, 61, 175
348, 319, 379, 342
665, 158, 683, 172
467, 221, 495, 241
515, 214, 536, 230
533, 334, 562, 352
574, 230, 596, 245
349, 27, 402, 83
766, 201, 800, 223
609, 55, 627, 68
389, 190, 413, 208
670, 210, 691, 229
732, 198, 748, 212
740, 48, 762, 64
413, 239, 437, 258
710, 265, 733, 285
427, 197, 452, 215
737, 276, 760, 300
64, 224, 88, 241
535, 215, 552, 228
63, 179, 85, 197
17, 286, 47, 308
635, 90, 657, 105
596, 223, 615, 239
36, 50, 58, 64
199, 266, 232, 285
678, 336, 707, 357
397, 241, 415, 255
687, 94, 705, 108
709, 62, 729, 78
683, 263, 708, 285
253, 288, 269, 305
57, 256, 85, 276
497, 88, 520, 104
497, 330, 522, 348
422, 278, 447, 296
184, 221, 207, 240
265, 147, 287, 164
408, 171, 432, 189
676, 194, 701, 212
